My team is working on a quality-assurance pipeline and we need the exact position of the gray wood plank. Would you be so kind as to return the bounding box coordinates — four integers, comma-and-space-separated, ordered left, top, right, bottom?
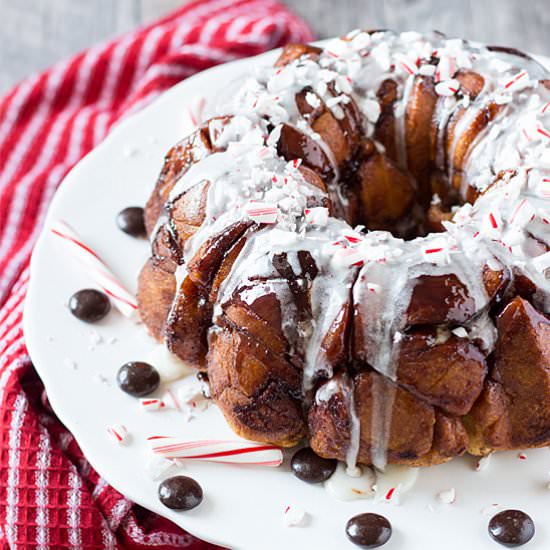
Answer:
0, 0, 137, 92
139, 0, 183, 22
0, 0, 549, 95
286, 0, 549, 55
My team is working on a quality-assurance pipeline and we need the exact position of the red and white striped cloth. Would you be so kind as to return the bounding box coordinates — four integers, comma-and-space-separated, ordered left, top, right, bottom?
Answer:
0, 1, 312, 548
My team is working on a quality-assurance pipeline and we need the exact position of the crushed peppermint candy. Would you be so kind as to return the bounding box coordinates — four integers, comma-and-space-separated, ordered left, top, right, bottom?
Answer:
88, 330, 103, 349
502, 70, 530, 92
161, 389, 182, 412
475, 454, 492, 472
287, 158, 302, 170
383, 486, 401, 505
422, 239, 452, 266
437, 488, 456, 504
419, 64, 436, 77
509, 198, 536, 227
535, 178, 550, 198
145, 454, 181, 480
452, 327, 468, 338
106, 424, 129, 444
435, 79, 460, 97
435, 55, 457, 82
188, 96, 206, 127
394, 53, 418, 76
305, 92, 321, 109
304, 207, 329, 226
244, 202, 280, 224
283, 505, 307, 527
483, 209, 502, 237
140, 398, 166, 412
532, 251, 550, 273
367, 282, 381, 293
331, 247, 364, 269
362, 98, 381, 124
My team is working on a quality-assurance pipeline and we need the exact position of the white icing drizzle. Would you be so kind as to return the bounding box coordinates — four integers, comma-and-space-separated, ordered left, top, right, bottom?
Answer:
394, 73, 416, 169
159, 30, 550, 472
343, 374, 362, 472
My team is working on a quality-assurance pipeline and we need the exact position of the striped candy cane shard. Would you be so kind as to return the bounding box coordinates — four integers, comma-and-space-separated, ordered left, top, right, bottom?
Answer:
535, 178, 550, 199
304, 207, 329, 227
502, 70, 530, 92
482, 209, 502, 237
107, 424, 129, 444
435, 79, 460, 97
140, 398, 166, 412
244, 202, 280, 224
50, 220, 138, 318
476, 454, 492, 472
421, 237, 452, 266
147, 437, 283, 466
532, 251, 550, 273
283, 505, 307, 527
508, 198, 536, 227
383, 486, 401, 505
435, 55, 457, 82
331, 247, 364, 269
145, 454, 180, 480
188, 96, 206, 128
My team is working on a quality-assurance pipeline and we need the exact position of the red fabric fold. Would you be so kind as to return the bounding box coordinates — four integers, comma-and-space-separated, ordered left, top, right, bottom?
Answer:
0, 2, 312, 547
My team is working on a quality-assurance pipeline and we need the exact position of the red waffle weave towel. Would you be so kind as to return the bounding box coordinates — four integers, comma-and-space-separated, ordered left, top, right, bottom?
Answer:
0, 2, 312, 548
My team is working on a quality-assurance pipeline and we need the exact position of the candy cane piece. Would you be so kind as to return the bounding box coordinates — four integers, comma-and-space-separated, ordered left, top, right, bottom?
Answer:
283, 505, 307, 527
244, 202, 280, 224
140, 398, 166, 412
107, 424, 129, 444
50, 220, 138, 318
435, 79, 460, 97
188, 96, 206, 128
304, 207, 329, 227
503, 70, 529, 91
331, 247, 364, 269
532, 251, 550, 273
147, 437, 283, 466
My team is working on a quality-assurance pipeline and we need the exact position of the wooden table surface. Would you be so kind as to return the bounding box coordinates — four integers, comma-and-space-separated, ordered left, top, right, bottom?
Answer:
1, 0, 549, 93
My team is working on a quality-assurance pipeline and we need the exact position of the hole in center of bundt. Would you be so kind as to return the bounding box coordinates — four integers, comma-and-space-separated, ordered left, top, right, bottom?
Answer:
344, 141, 465, 241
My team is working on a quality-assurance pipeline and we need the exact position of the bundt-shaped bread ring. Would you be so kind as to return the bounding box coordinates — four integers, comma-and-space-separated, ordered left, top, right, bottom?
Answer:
138, 30, 550, 469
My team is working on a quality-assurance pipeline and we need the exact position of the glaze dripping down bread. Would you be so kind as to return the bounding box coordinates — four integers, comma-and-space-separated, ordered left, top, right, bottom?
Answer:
138, 30, 550, 470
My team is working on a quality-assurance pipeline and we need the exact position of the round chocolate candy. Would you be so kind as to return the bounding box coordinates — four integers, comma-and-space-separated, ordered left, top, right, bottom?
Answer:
116, 362, 160, 397
158, 476, 203, 510
290, 447, 337, 483
488, 509, 535, 547
345, 513, 392, 548
116, 206, 146, 237
69, 289, 111, 323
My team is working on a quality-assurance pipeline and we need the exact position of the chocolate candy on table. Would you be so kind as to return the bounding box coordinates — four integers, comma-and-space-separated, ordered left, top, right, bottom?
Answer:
116, 362, 160, 397
116, 206, 146, 237
69, 288, 111, 323
488, 510, 535, 547
345, 513, 392, 549
158, 476, 203, 510
290, 447, 337, 483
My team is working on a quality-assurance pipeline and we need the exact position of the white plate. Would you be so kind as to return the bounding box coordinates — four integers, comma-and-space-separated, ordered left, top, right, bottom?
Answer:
24, 45, 550, 550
